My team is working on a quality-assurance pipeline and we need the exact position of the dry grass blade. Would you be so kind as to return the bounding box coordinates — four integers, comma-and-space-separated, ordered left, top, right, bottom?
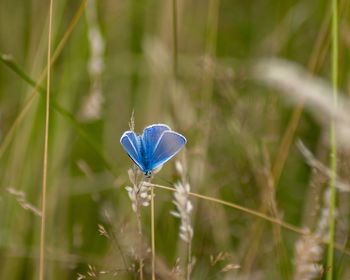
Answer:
145, 182, 350, 257
297, 140, 350, 192
146, 182, 307, 235
6, 187, 42, 217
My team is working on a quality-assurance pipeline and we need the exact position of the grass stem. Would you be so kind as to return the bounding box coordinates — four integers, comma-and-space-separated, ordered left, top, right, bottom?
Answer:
186, 240, 192, 280
136, 212, 144, 280
326, 0, 338, 278
172, 0, 178, 78
39, 0, 54, 279
151, 186, 156, 280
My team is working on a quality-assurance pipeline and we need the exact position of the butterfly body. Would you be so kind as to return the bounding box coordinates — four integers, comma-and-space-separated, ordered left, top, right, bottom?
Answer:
120, 124, 186, 175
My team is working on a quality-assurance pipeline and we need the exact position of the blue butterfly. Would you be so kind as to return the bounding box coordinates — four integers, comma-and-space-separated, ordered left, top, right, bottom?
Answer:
120, 124, 186, 176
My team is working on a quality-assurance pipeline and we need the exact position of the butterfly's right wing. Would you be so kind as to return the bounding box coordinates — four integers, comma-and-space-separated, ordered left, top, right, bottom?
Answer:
120, 131, 145, 171
149, 131, 186, 171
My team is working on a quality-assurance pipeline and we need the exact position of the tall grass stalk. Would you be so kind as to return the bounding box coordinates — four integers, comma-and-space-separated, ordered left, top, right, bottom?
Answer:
151, 186, 156, 280
39, 0, 54, 279
172, 0, 178, 78
136, 214, 144, 280
187, 241, 192, 280
327, 0, 338, 278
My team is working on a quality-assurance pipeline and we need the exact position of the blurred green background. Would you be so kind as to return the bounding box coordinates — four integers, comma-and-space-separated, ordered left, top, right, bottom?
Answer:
0, 0, 350, 279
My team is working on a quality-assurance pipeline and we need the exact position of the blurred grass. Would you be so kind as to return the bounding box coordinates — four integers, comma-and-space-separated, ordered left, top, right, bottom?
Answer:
0, 0, 350, 279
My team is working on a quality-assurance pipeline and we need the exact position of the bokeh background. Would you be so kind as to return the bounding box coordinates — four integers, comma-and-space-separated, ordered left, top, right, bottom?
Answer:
0, 0, 350, 279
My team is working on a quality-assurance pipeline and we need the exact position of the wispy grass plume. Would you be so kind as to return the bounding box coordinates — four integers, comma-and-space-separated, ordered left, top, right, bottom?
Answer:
294, 235, 324, 280
171, 161, 193, 280
79, 0, 105, 121
125, 165, 151, 280
254, 59, 350, 151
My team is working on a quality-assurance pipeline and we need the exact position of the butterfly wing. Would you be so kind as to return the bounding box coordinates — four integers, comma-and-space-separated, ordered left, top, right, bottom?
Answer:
120, 131, 146, 172
149, 131, 186, 171
142, 124, 171, 154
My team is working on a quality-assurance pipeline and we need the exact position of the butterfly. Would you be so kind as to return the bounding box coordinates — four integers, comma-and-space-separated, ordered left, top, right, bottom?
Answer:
120, 124, 187, 176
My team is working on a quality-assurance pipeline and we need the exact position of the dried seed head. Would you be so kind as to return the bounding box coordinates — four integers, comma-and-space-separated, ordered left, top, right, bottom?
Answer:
172, 178, 193, 243
175, 160, 184, 175
294, 235, 324, 280
125, 169, 152, 213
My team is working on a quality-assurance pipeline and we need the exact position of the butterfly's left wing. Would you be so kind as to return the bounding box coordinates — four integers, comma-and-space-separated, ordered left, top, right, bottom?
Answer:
120, 131, 146, 172
149, 131, 186, 171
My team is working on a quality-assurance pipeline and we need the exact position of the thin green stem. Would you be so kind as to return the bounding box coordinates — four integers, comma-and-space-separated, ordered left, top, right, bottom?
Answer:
136, 211, 144, 280
151, 186, 155, 280
135, 170, 144, 280
39, 0, 53, 279
0, 55, 45, 91
327, 0, 338, 278
186, 240, 192, 280
172, 0, 178, 78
